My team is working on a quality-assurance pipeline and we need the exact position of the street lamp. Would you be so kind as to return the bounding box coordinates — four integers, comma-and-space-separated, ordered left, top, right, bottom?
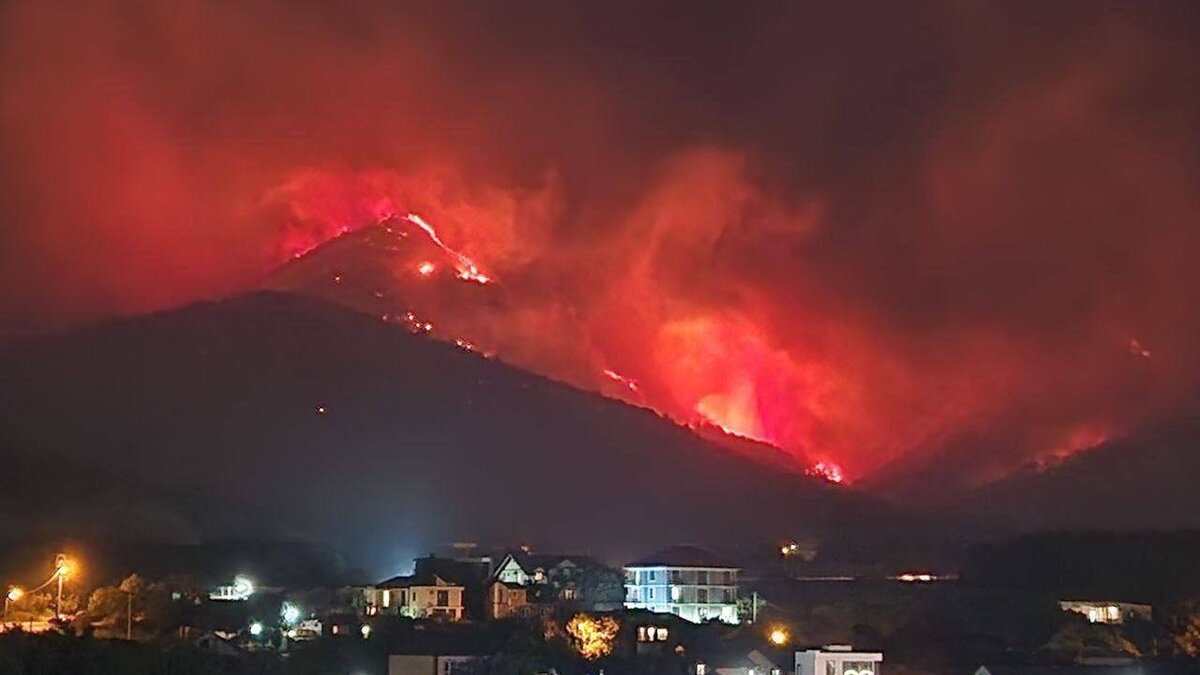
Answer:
53, 554, 73, 620
4, 587, 23, 623
768, 627, 789, 646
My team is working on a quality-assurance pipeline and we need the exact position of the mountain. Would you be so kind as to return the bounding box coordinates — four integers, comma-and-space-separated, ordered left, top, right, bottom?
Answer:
951, 412, 1200, 530
0, 291, 888, 577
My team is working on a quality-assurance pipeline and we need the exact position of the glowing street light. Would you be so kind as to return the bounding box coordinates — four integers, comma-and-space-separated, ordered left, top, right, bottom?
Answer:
249, 621, 264, 637
768, 627, 790, 646
232, 575, 254, 598
281, 602, 301, 625
53, 554, 75, 620
4, 587, 23, 620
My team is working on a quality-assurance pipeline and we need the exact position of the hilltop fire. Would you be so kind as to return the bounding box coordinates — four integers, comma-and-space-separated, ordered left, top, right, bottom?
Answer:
6, 0, 1200, 496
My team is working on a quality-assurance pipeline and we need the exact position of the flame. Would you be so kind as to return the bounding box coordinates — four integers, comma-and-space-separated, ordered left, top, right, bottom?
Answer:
1128, 338, 1151, 360
417, 261, 436, 276
805, 460, 845, 484
603, 369, 640, 393
400, 213, 492, 284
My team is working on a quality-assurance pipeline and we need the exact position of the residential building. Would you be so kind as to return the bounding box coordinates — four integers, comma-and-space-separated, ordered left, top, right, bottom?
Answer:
365, 574, 465, 621
624, 546, 740, 624
486, 580, 529, 619
795, 646, 882, 675
490, 551, 614, 606
1058, 600, 1153, 625
389, 655, 478, 675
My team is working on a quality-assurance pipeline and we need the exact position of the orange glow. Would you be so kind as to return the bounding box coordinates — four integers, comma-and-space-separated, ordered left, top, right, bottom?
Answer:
806, 461, 845, 484
566, 614, 619, 660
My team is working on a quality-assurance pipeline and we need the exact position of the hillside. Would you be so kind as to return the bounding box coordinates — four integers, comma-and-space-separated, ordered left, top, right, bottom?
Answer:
0, 292, 884, 576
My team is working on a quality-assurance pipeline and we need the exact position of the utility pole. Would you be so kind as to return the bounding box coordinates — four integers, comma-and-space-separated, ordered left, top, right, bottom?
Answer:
126, 592, 133, 640
53, 554, 68, 621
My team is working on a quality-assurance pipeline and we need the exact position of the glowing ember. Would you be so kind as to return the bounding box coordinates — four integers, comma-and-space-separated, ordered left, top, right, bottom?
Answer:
603, 369, 640, 393
401, 311, 434, 333
805, 460, 844, 484
417, 261, 436, 276
1128, 338, 1152, 360
400, 213, 493, 284
565, 614, 619, 660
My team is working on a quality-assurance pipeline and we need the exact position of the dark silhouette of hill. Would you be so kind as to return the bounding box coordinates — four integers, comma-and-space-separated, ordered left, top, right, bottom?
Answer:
0, 292, 891, 577
953, 412, 1200, 530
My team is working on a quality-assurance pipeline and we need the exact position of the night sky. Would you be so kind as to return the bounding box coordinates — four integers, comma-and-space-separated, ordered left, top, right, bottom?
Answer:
2, 0, 1199, 485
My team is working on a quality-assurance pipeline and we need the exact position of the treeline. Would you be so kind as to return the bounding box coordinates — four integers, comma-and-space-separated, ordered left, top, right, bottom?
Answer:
962, 531, 1200, 601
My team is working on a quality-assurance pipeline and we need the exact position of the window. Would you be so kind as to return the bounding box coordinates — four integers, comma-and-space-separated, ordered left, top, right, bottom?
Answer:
670, 570, 683, 583
436, 590, 450, 606
382, 590, 391, 608
670, 586, 681, 601
696, 571, 709, 585
648, 570, 657, 582
696, 588, 708, 604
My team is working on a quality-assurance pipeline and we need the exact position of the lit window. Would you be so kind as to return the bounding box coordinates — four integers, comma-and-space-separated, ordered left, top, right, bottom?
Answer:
671, 586, 681, 601
655, 627, 669, 641
697, 664, 707, 675
382, 590, 391, 608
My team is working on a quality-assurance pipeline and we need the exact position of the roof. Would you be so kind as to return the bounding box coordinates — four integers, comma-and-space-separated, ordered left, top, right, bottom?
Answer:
490, 552, 595, 582
976, 664, 1151, 675
376, 573, 463, 589
513, 552, 593, 571
627, 546, 737, 569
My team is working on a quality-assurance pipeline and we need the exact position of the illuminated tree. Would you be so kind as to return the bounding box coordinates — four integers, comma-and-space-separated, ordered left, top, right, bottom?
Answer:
565, 614, 619, 660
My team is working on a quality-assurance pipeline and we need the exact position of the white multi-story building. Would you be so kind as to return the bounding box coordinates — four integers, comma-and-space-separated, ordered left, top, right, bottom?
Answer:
795, 646, 882, 675
624, 546, 739, 624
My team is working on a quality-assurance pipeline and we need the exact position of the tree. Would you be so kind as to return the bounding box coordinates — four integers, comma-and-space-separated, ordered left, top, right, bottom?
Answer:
1165, 601, 1200, 657
579, 566, 624, 610
118, 574, 144, 640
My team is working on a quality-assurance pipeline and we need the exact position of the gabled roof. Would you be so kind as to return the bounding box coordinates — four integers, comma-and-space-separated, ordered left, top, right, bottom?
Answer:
627, 545, 737, 569
376, 573, 463, 588
491, 551, 594, 581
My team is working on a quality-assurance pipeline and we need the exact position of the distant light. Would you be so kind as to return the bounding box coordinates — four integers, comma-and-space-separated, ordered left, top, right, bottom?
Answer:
315, 405, 327, 415
769, 627, 789, 646
7, 587, 23, 602
281, 602, 301, 625
233, 576, 255, 598
417, 261, 436, 276
360, 624, 372, 639
249, 621, 264, 636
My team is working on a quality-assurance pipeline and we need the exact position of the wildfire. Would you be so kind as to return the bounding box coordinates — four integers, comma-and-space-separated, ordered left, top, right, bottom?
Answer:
603, 369, 640, 393
805, 460, 845, 484
1128, 338, 1152, 360
402, 311, 434, 333
565, 614, 619, 660
400, 213, 492, 284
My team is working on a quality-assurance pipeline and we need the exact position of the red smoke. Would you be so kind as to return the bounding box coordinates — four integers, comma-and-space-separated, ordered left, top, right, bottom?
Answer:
3, 1, 1199, 487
